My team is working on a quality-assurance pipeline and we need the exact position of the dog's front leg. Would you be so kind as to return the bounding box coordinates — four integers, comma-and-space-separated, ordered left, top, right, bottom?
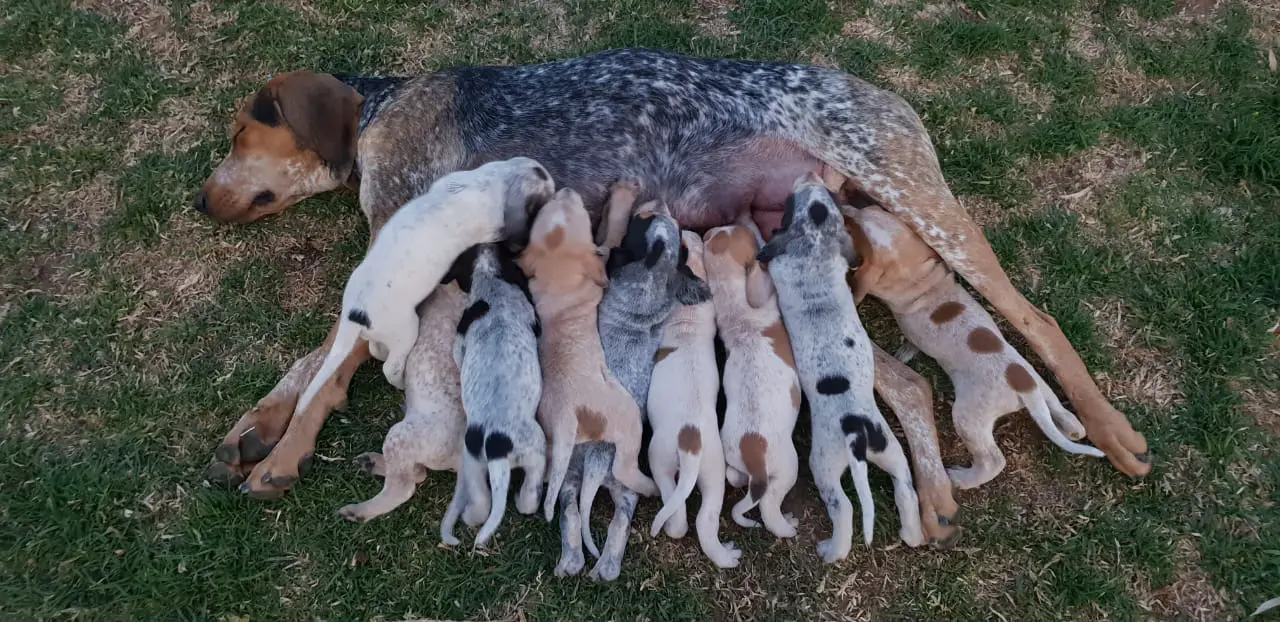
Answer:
871, 345, 961, 547
237, 335, 371, 499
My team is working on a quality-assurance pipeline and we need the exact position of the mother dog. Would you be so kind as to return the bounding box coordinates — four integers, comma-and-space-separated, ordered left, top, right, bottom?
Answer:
196, 48, 1149, 543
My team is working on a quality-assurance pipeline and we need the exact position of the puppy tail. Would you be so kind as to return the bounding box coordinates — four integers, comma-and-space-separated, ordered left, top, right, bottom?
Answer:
845, 446, 875, 547
1021, 389, 1106, 458
475, 432, 515, 546
731, 433, 769, 526
578, 459, 608, 558
650, 426, 702, 537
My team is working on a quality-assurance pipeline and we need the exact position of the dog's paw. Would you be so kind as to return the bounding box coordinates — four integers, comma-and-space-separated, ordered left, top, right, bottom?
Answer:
353, 452, 382, 475
663, 514, 689, 539
463, 500, 491, 528
817, 538, 849, 564
336, 503, 372, 523
587, 557, 622, 582
440, 530, 462, 547
555, 551, 585, 578
710, 542, 742, 569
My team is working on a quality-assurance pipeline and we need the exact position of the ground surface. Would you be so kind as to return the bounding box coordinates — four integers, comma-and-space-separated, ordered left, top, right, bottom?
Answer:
1, 0, 1278, 620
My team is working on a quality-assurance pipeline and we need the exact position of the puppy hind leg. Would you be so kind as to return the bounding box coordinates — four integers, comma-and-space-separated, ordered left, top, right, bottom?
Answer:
441, 456, 481, 546
378, 305, 421, 391
757, 446, 799, 539
475, 459, 511, 546
811, 444, 855, 563
1043, 384, 1087, 441
866, 431, 925, 547
516, 437, 546, 516
610, 429, 658, 497
555, 467, 586, 577
588, 485, 638, 582
694, 453, 741, 568
648, 453, 681, 538
947, 400, 1007, 490
336, 467, 416, 523
542, 434, 574, 521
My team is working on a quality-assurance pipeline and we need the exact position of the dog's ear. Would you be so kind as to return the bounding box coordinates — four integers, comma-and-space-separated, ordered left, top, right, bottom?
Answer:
444, 245, 480, 294
757, 232, 790, 263
274, 73, 363, 178
780, 192, 797, 231
672, 244, 711, 304
745, 261, 776, 309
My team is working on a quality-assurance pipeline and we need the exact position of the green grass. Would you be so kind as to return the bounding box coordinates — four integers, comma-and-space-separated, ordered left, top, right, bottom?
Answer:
2, 0, 1278, 619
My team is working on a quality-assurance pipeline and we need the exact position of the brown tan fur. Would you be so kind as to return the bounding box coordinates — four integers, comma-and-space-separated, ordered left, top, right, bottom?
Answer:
519, 187, 655, 520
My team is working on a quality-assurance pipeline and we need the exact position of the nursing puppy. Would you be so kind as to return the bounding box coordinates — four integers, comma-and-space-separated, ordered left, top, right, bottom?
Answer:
848, 206, 1105, 489
439, 243, 545, 547
646, 231, 739, 569
335, 283, 484, 525
291, 157, 553, 427
584, 196, 711, 560
758, 173, 924, 563
517, 187, 653, 522
703, 225, 802, 541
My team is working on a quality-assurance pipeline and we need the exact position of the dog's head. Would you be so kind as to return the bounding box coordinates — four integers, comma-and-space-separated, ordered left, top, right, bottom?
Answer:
486, 156, 555, 250
518, 188, 607, 298
757, 172, 857, 267
606, 202, 710, 308
847, 205, 948, 305
443, 242, 531, 300
704, 225, 777, 310
195, 72, 363, 224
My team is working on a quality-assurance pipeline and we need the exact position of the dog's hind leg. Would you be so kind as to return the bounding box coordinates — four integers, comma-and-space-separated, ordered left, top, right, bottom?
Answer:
865, 426, 925, 547
946, 395, 1006, 490
377, 305, 421, 391
542, 423, 575, 520
440, 457, 478, 546
610, 420, 658, 497
516, 434, 546, 515
588, 483, 638, 582
1042, 381, 1087, 441
555, 450, 586, 578
694, 445, 741, 568
810, 432, 855, 563
757, 444, 799, 539
337, 466, 417, 523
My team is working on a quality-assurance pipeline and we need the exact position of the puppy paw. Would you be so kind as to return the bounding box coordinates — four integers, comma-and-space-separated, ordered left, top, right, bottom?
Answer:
663, 515, 689, 539
587, 557, 622, 582
463, 502, 490, 528
817, 538, 850, 564
515, 486, 540, 515
353, 452, 382, 476
336, 503, 372, 523
709, 542, 742, 569
555, 551, 585, 578
784, 512, 799, 528
440, 531, 462, 547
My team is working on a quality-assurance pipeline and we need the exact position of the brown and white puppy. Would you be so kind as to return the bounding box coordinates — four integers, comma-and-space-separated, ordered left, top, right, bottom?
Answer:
849, 206, 1105, 489
335, 283, 488, 527
646, 231, 739, 569
518, 187, 654, 522
703, 225, 802, 540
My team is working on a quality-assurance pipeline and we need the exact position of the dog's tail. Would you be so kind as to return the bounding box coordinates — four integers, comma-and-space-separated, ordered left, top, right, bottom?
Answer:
578, 452, 609, 558
650, 425, 703, 537
475, 431, 515, 546
731, 433, 769, 527
1018, 377, 1105, 458
295, 315, 364, 416
841, 414, 880, 546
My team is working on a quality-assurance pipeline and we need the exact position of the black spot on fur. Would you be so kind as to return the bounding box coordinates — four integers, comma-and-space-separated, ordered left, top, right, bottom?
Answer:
644, 238, 666, 268
844, 337, 855, 347
492, 244, 534, 304
464, 425, 484, 458
346, 309, 371, 328
444, 245, 481, 293
808, 201, 829, 226
781, 193, 796, 231
816, 375, 850, 395
485, 432, 514, 460
532, 316, 541, 338
457, 300, 490, 335
533, 166, 549, 181
749, 478, 768, 501
841, 414, 887, 461
249, 88, 279, 126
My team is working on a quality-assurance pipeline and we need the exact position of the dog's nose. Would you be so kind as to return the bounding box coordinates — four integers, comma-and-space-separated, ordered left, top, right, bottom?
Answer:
193, 191, 211, 215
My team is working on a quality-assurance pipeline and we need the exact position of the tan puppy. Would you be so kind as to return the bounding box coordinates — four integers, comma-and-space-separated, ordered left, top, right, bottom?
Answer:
848, 206, 1105, 489
518, 187, 655, 521
646, 230, 740, 569
336, 283, 488, 527
704, 225, 802, 539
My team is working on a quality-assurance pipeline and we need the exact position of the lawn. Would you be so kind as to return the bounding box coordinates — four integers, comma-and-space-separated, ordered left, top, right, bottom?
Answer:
1, 0, 1277, 620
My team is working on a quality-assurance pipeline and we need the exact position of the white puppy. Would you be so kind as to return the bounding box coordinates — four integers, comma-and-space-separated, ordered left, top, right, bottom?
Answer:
646, 231, 740, 569
703, 224, 802, 541
293, 157, 554, 422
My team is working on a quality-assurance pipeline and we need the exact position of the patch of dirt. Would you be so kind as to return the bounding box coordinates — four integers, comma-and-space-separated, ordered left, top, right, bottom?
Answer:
122, 95, 212, 166
10, 69, 101, 145
1096, 50, 1180, 108
693, 0, 740, 38
841, 17, 904, 50
1086, 298, 1183, 409
879, 56, 1053, 112
73, 0, 192, 74
1239, 385, 1280, 436
1024, 136, 1150, 234
1243, 0, 1280, 46
2, 173, 119, 301
914, 2, 982, 23
957, 195, 1006, 231
1142, 538, 1241, 620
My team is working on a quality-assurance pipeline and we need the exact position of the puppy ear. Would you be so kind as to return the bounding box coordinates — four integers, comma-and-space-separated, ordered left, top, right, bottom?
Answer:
757, 233, 790, 263
745, 261, 776, 309
274, 73, 363, 177
852, 263, 883, 304
672, 245, 711, 304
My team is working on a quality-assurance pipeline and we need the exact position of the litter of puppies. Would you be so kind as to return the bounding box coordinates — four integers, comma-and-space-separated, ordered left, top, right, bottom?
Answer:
325, 161, 1106, 580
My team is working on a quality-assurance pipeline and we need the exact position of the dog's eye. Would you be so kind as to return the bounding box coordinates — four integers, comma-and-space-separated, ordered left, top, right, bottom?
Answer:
252, 191, 276, 206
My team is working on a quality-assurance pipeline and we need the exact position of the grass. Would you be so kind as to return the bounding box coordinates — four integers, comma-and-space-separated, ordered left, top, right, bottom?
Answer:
1, 0, 1278, 619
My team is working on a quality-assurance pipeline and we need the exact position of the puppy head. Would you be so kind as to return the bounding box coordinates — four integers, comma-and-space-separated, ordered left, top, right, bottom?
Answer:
607, 203, 710, 306
195, 72, 363, 224
848, 205, 946, 303
704, 225, 776, 309
518, 188, 606, 293
494, 156, 555, 250
758, 172, 856, 266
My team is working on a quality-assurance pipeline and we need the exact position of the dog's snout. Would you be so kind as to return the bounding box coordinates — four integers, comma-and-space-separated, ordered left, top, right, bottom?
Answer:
193, 191, 211, 215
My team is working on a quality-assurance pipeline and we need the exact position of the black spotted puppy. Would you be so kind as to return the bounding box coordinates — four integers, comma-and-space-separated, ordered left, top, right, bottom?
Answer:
439, 243, 546, 547
758, 173, 924, 563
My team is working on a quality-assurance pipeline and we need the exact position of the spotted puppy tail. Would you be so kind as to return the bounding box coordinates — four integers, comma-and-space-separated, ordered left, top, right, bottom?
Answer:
731, 434, 769, 528
842, 416, 879, 546
650, 425, 702, 537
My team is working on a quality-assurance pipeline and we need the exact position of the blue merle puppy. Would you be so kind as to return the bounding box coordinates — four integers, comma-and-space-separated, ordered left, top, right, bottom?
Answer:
438, 243, 546, 547
757, 173, 925, 563
577, 193, 711, 579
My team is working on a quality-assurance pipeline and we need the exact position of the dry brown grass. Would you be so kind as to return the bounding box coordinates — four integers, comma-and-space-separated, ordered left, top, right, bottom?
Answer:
1025, 137, 1149, 227
693, 0, 740, 38
122, 95, 212, 166
880, 55, 1054, 112
1142, 538, 1241, 620
1087, 298, 1184, 410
